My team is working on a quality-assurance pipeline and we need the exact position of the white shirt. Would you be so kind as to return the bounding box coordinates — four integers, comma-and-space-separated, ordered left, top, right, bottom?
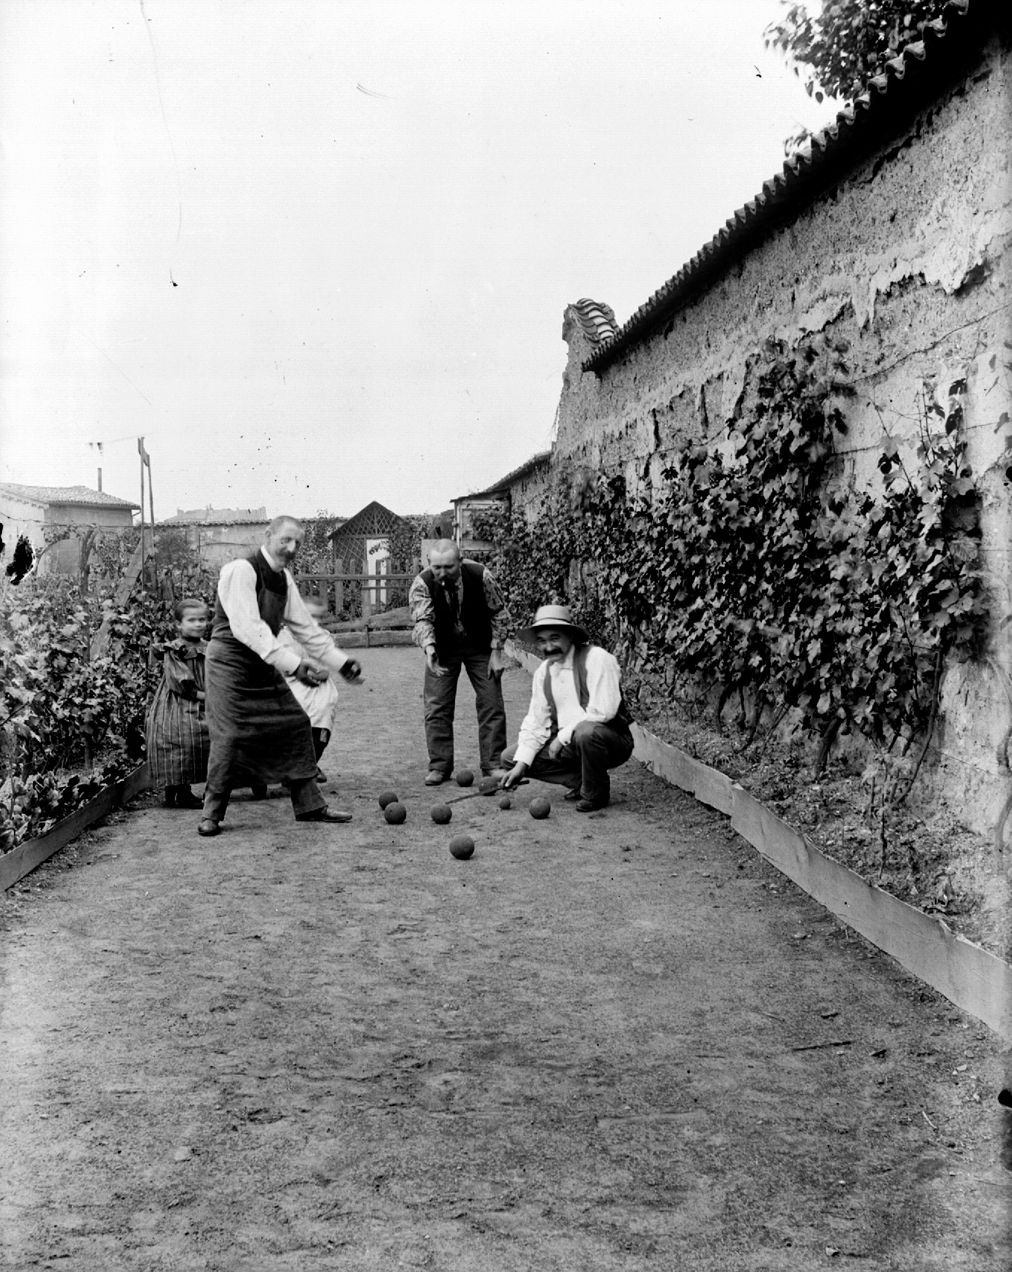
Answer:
216, 547, 352, 679
514, 644, 623, 766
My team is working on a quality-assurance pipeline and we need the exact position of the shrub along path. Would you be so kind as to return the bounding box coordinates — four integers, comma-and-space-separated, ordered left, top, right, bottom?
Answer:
1, 647, 1009, 1271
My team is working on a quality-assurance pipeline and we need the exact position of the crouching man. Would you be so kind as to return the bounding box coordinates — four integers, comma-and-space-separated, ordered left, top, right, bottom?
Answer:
497, 605, 633, 812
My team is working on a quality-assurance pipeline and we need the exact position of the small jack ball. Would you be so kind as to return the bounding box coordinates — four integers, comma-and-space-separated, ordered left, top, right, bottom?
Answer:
384, 801, 407, 825
378, 790, 399, 809
498, 795, 512, 810
449, 834, 475, 860
430, 803, 452, 825
529, 796, 551, 820
454, 769, 474, 787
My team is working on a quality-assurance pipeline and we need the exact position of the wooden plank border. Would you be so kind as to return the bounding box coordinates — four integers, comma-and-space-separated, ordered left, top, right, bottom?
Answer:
0, 764, 150, 892
504, 644, 1012, 1041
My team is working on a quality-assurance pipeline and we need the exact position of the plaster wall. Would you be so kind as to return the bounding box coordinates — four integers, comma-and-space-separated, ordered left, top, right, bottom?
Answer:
545, 35, 1012, 840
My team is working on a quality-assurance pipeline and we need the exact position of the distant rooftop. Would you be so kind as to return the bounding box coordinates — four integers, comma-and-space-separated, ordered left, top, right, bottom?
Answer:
161, 506, 268, 526
458, 452, 552, 501
0, 482, 139, 510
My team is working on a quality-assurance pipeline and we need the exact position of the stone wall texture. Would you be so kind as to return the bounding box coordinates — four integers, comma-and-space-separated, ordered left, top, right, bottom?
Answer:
532, 27, 1012, 840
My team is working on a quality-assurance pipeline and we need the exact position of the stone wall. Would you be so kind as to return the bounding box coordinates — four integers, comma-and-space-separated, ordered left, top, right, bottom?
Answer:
532, 28, 1012, 840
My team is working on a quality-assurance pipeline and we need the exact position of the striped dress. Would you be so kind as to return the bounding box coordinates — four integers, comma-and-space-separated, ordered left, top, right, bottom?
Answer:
145, 639, 210, 786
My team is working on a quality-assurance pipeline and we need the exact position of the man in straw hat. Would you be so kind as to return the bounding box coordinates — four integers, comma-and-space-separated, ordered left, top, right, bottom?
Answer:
496, 604, 633, 812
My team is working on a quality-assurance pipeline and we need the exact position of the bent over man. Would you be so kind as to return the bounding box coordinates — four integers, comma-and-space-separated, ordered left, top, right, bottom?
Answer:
498, 604, 633, 812
198, 515, 362, 837
408, 539, 511, 784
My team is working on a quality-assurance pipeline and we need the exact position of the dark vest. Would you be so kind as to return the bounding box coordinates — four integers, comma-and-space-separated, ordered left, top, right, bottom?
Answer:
422, 560, 493, 658
542, 645, 633, 737
211, 551, 287, 644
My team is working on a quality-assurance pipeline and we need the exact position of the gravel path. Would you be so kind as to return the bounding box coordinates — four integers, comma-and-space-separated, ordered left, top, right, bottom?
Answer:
1, 647, 1009, 1271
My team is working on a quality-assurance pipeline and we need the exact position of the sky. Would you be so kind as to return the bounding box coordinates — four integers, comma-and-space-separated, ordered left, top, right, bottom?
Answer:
0, 0, 835, 522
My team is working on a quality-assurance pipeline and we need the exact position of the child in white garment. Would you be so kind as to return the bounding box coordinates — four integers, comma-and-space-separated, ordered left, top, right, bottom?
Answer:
279, 597, 345, 781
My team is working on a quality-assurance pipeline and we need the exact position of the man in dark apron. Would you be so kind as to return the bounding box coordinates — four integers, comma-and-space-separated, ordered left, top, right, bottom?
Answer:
198, 516, 363, 837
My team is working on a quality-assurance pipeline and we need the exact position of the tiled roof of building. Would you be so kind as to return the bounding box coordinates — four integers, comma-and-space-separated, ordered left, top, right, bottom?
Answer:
458, 451, 553, 500
583, 0, 994, 372
570, 299, 619, 345
0, 482, 139, 510
161, 507, 268, 526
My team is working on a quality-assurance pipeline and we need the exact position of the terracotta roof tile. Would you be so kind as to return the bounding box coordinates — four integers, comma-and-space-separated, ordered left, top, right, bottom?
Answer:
583, 0, 999, 373
0, 482, 138, 510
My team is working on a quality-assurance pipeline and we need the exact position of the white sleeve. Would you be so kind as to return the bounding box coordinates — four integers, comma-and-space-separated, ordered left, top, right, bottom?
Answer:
282, 579, 353, 675
217, 560, 301, 675
513, 662, 553, 766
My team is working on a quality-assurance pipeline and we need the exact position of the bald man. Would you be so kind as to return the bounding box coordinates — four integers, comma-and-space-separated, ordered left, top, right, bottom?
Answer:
198, 515, 363, 836
408, 539, 511, 784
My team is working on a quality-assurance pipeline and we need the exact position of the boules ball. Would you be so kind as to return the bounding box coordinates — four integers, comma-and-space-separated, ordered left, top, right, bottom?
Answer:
454, 769, 474, 787
498, 795, 512, 810
478, 775, 499, 796
529, 796, 551, 820
377, 790, 399, 809
430, 803, 452, 825
449, 834, 475, 860
384, 801, 407, 825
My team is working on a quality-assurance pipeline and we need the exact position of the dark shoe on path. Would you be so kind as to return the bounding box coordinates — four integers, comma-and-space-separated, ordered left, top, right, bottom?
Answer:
424, 771, 447, 786
575, 798, 608, 813
563, 788, 581, 802
175, 788, 203, 809
197, 819, 221, 837
296, 806, 353, 823
250, 784, 268, 800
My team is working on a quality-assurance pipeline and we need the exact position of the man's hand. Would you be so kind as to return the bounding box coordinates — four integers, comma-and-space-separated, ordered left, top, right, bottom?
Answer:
499, 761, 529, 790
488, 649, 512, 678
339, 659, 364, 683
294, 659, 328, 686
425, 648, 450, 677
548, 736, 566, 760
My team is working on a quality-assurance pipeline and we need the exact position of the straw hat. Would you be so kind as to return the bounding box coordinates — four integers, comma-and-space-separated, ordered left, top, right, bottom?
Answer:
517, 604, 589, 646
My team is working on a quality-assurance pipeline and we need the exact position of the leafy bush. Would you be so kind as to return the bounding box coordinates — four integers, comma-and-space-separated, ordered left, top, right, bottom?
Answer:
0, 578, 171, 850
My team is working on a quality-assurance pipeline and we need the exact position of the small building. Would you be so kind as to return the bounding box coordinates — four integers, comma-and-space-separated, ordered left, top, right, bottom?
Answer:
327, 501, 413, 573
0, 482, 139, 576
452, 452, 552, 555
158, 507, 270, 570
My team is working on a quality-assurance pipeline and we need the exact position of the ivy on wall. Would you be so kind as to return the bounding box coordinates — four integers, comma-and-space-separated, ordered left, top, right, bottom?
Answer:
477, 336, 989, 787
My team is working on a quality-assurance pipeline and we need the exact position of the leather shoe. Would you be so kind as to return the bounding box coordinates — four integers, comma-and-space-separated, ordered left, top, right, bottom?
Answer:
296, 806, 353, 823
563, 787, 581, 802
197, 818, 221, 837
575, 798, 608, 813
424, 771, 447, 786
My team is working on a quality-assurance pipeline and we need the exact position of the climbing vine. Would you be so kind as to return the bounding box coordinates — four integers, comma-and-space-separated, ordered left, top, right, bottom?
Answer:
478, 335, 988, 799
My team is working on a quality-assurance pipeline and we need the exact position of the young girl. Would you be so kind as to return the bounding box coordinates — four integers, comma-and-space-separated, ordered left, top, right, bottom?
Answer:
146, 598, 211, 808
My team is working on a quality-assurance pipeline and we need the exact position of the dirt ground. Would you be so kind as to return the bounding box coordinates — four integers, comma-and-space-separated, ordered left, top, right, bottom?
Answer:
2, 647, 1011, 1271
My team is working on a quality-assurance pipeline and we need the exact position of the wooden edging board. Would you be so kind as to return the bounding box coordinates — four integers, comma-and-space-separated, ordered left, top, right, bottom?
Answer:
504, 640, 1012, 1041
0, 764, 150, 892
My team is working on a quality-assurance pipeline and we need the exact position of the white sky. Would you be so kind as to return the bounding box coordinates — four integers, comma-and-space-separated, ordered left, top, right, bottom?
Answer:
0, 0, 833, 521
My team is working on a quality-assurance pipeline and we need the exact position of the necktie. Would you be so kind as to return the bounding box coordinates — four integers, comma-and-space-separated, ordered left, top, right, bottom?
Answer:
445, 583, 460, 628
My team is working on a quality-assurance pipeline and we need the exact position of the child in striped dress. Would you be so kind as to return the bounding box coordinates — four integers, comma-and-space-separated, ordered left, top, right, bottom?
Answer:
145, 598, 211, 808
